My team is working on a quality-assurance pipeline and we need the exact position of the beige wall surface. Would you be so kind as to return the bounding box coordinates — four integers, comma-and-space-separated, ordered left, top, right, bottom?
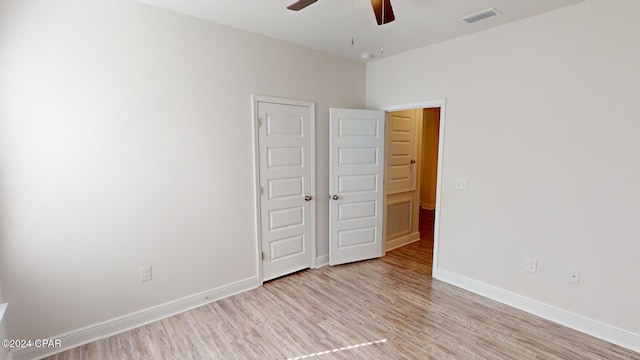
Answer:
420, 108, 439, 209
367, 0, 640, 335
0, 0, 365, 340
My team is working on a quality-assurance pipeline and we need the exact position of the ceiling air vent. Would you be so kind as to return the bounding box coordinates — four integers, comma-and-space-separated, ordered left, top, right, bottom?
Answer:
461, 8, 501, 24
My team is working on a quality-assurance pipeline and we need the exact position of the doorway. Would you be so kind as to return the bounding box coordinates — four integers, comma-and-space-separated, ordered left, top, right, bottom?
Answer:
382, 100, 445, 276
417, 107, 440, 275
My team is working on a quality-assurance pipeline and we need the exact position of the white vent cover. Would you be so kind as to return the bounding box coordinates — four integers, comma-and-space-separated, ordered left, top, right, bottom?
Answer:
461, 8, 501, 24
386, 200, 412, 238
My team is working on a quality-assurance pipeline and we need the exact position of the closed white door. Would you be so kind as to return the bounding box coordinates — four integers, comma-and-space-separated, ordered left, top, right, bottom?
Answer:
329, 108, 385, 265
257, 99, 314, 281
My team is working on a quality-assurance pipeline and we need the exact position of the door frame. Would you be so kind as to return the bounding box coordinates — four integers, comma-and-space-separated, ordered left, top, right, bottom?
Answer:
380, 100, 446, 278
251, 95, 316, 283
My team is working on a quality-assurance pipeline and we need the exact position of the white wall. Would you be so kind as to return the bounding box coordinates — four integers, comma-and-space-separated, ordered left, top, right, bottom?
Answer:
0, 0, 365, 340
367, 0, 640, 338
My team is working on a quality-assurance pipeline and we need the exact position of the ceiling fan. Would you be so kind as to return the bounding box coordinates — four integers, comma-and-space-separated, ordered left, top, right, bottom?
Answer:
287, 0, 395, 26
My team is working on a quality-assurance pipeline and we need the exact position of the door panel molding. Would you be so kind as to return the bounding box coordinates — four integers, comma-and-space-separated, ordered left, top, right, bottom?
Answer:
386, 110, 418, 194
386, 194, 414, 239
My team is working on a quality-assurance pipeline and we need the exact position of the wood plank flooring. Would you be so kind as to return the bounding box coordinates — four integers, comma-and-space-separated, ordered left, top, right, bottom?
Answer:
44, 210, 639, 359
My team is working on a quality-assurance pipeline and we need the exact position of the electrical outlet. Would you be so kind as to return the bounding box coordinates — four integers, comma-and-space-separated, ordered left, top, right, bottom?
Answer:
568, 269, 580, 284
140, 265, 152, 282
455, 178, 468, 190
526, 258, 537, 273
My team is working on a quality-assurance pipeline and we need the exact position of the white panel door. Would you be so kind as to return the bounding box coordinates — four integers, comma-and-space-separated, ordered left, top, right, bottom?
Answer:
329, 108, 385, 265
258, 100, 313, 281
387, 109, 418, 193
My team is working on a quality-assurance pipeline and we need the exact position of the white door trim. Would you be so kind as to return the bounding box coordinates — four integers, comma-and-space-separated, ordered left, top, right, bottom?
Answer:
252, 95, 316, 283
380, 100, 446, 278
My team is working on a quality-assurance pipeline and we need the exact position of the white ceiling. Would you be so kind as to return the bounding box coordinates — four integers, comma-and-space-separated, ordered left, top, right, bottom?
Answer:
137, 0, 585, 62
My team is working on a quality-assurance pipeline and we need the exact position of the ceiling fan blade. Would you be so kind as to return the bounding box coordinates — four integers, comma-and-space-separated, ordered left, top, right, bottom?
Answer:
370, 0, 395, 25
287, 0, 318, 11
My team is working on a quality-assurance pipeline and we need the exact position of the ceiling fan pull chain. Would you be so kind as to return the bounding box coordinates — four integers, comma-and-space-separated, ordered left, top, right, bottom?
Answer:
351, 0, 355, 45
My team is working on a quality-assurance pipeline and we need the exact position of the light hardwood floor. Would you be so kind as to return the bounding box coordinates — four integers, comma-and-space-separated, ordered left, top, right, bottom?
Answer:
45, 211, 638, 359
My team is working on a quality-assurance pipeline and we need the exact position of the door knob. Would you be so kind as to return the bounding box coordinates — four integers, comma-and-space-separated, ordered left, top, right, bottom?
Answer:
410, 159, 416, 164
332, 195, 339, 200
304, 195, 312, 201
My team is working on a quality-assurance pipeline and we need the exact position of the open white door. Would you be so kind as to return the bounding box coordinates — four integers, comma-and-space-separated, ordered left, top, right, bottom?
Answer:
329, 108, 385, 265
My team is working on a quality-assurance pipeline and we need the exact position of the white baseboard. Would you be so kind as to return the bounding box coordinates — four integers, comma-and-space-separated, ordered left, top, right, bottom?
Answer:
434, 269, 640, 353
385, 231, 420, 252
12, 276, 260, 360
315, 254, 329, 268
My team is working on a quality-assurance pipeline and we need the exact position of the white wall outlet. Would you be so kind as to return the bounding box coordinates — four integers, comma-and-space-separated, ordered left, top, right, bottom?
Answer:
568, 269, 580, 284
526, 258, 537, 273
140, 265, 152, 282
455, 178, 468, 190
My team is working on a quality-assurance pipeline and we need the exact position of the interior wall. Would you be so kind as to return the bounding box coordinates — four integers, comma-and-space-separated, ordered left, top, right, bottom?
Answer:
420, 108, 440, 209
0, 0, 366, 340
367, 0, 640, 336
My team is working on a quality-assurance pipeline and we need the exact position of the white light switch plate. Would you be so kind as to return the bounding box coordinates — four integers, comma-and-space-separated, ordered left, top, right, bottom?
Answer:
140, 265, 152, 282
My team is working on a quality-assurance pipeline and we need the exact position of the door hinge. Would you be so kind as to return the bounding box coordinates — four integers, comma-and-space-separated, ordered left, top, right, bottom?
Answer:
257, 118, 263, 127
261, 251, 266, 260
260, 186, 264, 195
